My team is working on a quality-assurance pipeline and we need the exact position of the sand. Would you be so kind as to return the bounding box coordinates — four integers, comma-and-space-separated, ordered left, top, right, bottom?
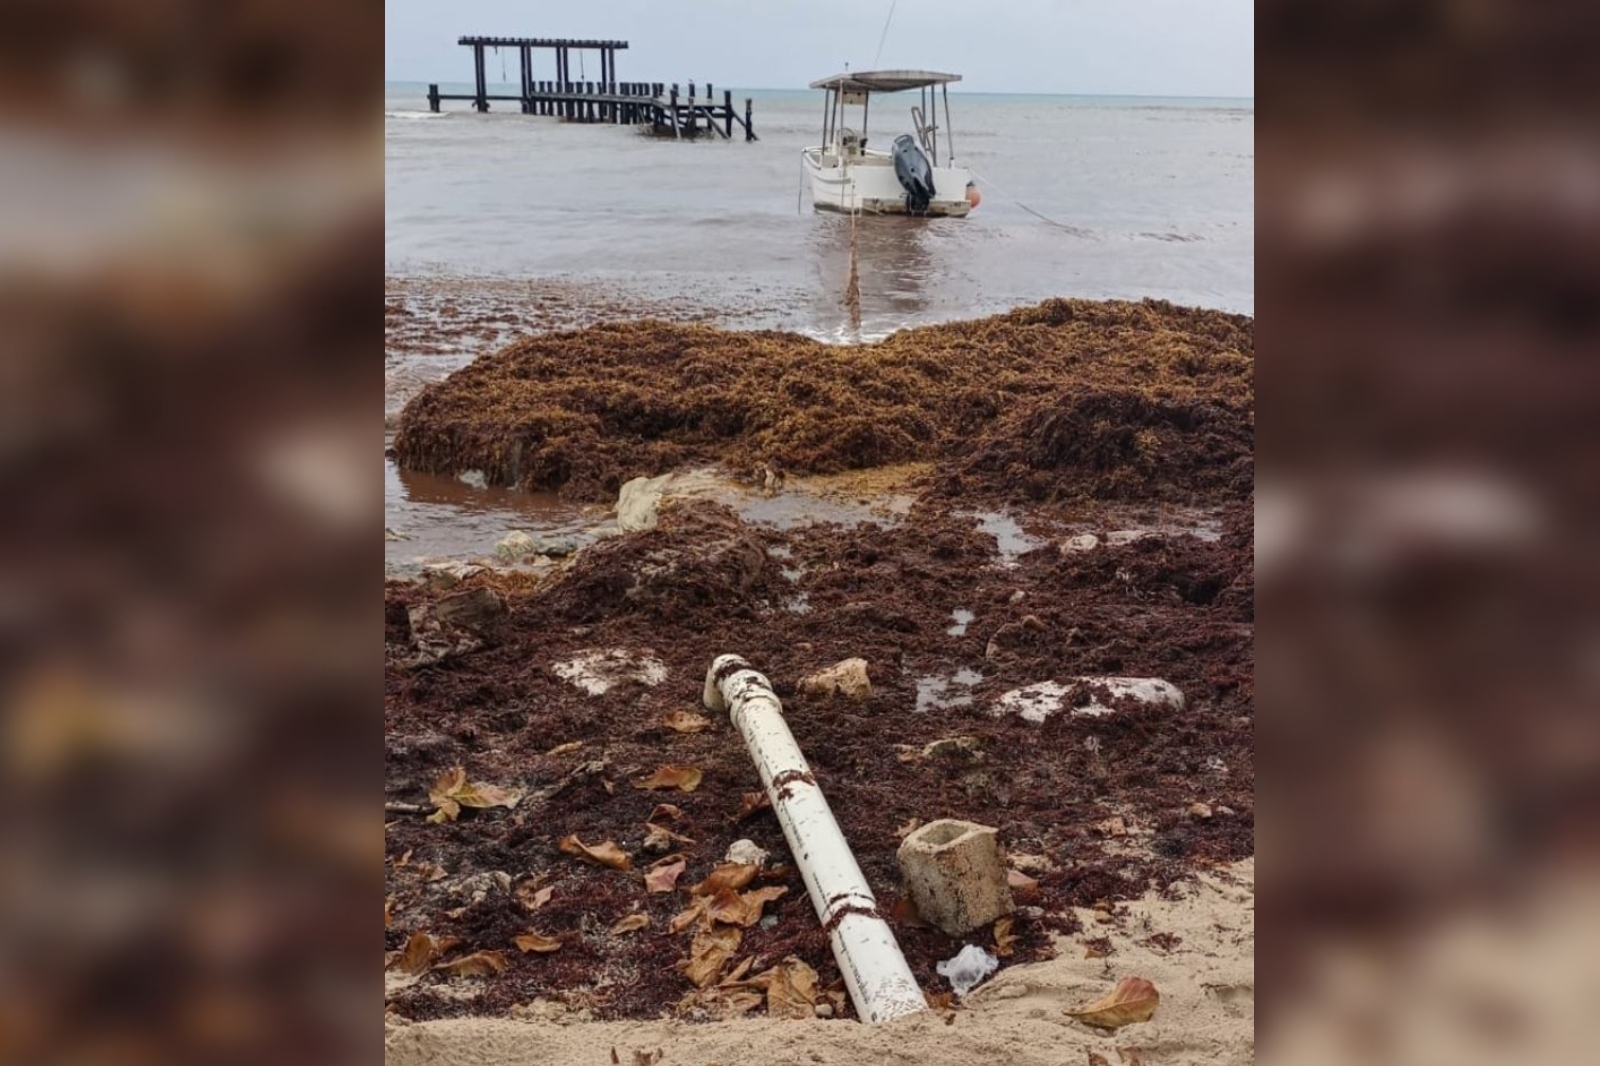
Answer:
385, 859, 1254, 1066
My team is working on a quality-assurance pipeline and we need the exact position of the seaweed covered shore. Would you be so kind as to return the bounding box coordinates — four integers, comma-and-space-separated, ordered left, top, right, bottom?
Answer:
392, 298, 1253, 506
384, 298, 1254, 1025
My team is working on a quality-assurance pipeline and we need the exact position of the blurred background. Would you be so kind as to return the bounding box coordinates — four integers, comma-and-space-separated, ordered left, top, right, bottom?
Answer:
1257, 1, 1599, 1063
2, 0, 1598, 1063
0, 1, 380, 1063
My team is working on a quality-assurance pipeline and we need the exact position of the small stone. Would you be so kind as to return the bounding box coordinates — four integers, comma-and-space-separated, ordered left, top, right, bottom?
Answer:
1008, 590, 1027, 604
496, 530, 539, 560
921, 735, 983, 760
1060, 533, 1101, 554
1216, 805, 1237, 816
813, 1003, 833, 1018
533, 535, 578, 558
458, 469, 488, 490
385, 527, 411, 542
1188, 802, 1215, 819
725, 839, 768, 867
798, 658, 873, 701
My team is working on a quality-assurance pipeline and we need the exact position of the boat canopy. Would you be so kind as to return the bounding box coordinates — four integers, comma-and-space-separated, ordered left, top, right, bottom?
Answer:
808, 70, 961, 93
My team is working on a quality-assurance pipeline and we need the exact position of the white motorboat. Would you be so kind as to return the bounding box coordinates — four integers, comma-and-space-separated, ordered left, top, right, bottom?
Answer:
802, 69, 978, 218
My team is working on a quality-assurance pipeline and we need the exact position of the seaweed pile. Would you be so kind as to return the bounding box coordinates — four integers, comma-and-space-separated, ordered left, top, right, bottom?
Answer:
384, 500, 1253, 1022
392, 299, 1253, 504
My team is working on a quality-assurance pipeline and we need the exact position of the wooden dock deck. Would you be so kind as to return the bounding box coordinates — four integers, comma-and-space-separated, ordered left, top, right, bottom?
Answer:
426, 36, 757, 141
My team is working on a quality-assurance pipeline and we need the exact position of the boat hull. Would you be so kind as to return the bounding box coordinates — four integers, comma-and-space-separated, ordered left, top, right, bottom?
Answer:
802, 148, 972, 218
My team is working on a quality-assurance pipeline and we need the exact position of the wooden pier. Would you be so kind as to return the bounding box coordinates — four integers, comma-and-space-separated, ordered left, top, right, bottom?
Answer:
426, 36, 757, 141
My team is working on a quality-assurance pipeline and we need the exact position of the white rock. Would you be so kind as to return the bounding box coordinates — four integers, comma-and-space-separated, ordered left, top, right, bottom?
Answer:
992, 676, 1185, 724
798, 658, 873, 701
617, 474, 674, 532
496, 530, 539, 560
458, 469, 488, 490
725, 839, 768, 867
1060, 533, 1101, 554
552, 649, 668, 696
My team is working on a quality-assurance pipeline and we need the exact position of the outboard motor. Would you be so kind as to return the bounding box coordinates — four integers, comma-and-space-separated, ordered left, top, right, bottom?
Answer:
891, 134, 936, 214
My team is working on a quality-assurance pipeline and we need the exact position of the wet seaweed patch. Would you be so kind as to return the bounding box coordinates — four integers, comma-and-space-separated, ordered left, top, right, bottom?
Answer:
392, 298, 1253, 504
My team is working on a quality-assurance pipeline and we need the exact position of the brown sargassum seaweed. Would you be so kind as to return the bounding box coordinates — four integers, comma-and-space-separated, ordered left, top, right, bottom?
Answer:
393, 298, 1254, 505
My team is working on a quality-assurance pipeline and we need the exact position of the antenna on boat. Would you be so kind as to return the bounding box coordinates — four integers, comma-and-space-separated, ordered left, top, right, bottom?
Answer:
873, 0, 901, 67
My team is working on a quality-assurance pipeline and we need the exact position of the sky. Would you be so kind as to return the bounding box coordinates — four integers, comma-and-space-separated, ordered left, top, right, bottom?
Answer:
385, 0, 1254, 98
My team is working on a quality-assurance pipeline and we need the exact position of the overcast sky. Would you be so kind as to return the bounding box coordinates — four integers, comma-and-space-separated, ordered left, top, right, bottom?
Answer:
386, 1, 1253, 97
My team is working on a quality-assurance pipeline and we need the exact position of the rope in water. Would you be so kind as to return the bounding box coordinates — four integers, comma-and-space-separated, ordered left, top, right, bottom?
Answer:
968, 168, 1086, 234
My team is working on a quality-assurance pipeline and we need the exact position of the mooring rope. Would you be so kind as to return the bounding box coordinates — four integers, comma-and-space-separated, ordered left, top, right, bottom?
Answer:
845, 200, 863, 336
968, 168, 1088, 234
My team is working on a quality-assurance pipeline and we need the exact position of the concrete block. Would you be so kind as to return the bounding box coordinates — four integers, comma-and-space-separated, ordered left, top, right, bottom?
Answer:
896, 819, 1013, 937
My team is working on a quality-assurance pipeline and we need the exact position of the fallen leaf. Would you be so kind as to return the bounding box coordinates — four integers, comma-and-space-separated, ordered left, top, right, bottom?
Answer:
718, 956, 756, 988
558, 834, 633, 871
636, 765, 704, 792
762, 956, 820, 1019
393, 931, 459, 975
646, 858, 687, 894
925, 990, 956, 1011
648, 803, 684, 823
1007, 869, 1040, 899
546, 741, 583, 756
692, 863, 758, 896
1089, 1054, 1111, 1066
602, 778, 615, 795
643, 823, 696, 852
709, 885, 789, 927
513, 931, 562, 954
994, 916, 1018, 957
427, 766, 523, 822
734, 791, 770, 821
895, 817, 922, 838
669, 896, 710, 933
890, 896, 928, 927
610, 913, 652, 935
1065, 977, 1159, 1030
395, 849, 413, 867
678, 926, 741, 988
663, 710, 712, 734
518, 884, 555, 912
433, 950, 508, 978
384, 897, 395, 928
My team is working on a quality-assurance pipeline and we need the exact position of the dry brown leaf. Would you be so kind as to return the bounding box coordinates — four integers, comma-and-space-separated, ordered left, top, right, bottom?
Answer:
669, 896, 711, 934
895, 817, 922, 838
763, 956, 820, 1019
662, 710, 712, 734
1007, 868, 1040, 899
433, 950, 508, 978
678, 926, 741, 988
546, 741, 582, 756
642, 823, 696, 852
646, 858, 688, 894
1065, 977, 1160, 1030
890, 896, 928, 927
427, 766, 523, 822
393, 931, 459, 975
718, 956, 756, 988
734, 791, 770, 821
925, 989, 956, 1011
648, 803, 684, 823
518, 884, 555, 912
994, 916, 1018, 958
610, 913, 652, 935
1089, 1054, 1112, 1066
692, 863, 758, 896
635, 765, 704, 792
558, 834, 633, 871
384, 897, 395, 928
709, 885, 789, 927
513, 931, 562, 954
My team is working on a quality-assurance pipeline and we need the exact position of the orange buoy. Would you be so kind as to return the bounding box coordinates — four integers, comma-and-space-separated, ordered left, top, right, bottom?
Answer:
966, 183, 982, 209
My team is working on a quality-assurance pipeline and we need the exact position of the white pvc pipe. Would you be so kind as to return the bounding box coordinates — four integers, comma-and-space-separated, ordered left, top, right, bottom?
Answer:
704, 654, 926, 1024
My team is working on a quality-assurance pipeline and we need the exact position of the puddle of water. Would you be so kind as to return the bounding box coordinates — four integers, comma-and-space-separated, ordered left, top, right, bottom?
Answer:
946, 608, 975, 636
915, 668, 984, 712
766, 545, 795, 560
786, 591, 813, 615
385, 453, 598, 566
729, 490, 900, 531
971, 511, 1046, 566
